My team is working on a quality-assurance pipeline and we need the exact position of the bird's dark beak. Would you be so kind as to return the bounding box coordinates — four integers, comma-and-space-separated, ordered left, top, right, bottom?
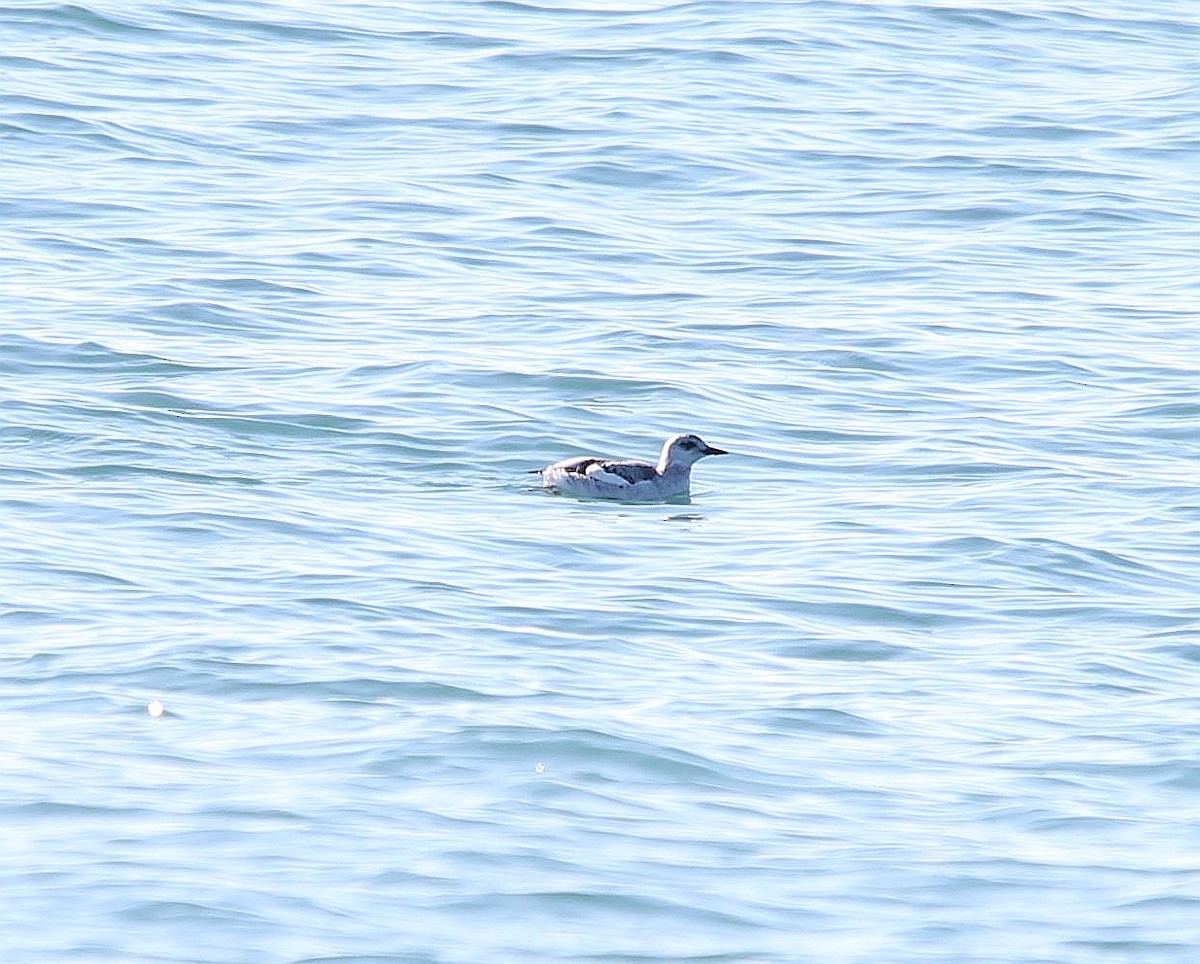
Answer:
704, 446, 728, 456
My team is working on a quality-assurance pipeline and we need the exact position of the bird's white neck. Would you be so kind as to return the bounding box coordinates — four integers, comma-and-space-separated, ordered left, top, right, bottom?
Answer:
656, 457, 693, 478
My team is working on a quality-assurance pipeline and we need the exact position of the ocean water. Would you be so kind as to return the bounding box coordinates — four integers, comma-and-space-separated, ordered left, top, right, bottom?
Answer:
3, 0, 1199, 961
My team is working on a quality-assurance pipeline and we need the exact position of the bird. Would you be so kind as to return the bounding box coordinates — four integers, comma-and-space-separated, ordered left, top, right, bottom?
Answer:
537, 433, 727, 502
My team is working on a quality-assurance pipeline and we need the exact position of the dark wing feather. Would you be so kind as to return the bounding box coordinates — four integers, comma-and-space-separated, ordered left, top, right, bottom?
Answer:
554, 457, 603, 476
593, 459, 658, 483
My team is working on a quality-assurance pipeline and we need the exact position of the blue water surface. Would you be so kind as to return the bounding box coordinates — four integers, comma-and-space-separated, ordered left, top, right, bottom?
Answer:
3, 1, 1199, 961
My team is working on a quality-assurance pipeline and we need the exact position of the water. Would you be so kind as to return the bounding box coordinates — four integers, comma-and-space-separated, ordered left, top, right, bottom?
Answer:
3, 1, 1199, 960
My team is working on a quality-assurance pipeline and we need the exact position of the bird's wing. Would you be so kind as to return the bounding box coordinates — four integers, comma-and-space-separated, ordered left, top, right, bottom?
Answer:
548, 456, 603, 476
586, 459, 657, 485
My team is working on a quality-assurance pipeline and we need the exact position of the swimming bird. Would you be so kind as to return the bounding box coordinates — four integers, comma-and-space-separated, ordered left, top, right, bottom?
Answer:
538, 433, 727, 502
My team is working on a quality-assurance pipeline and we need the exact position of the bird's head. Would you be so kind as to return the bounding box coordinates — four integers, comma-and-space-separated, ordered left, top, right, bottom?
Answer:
660, 433, 728, 469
